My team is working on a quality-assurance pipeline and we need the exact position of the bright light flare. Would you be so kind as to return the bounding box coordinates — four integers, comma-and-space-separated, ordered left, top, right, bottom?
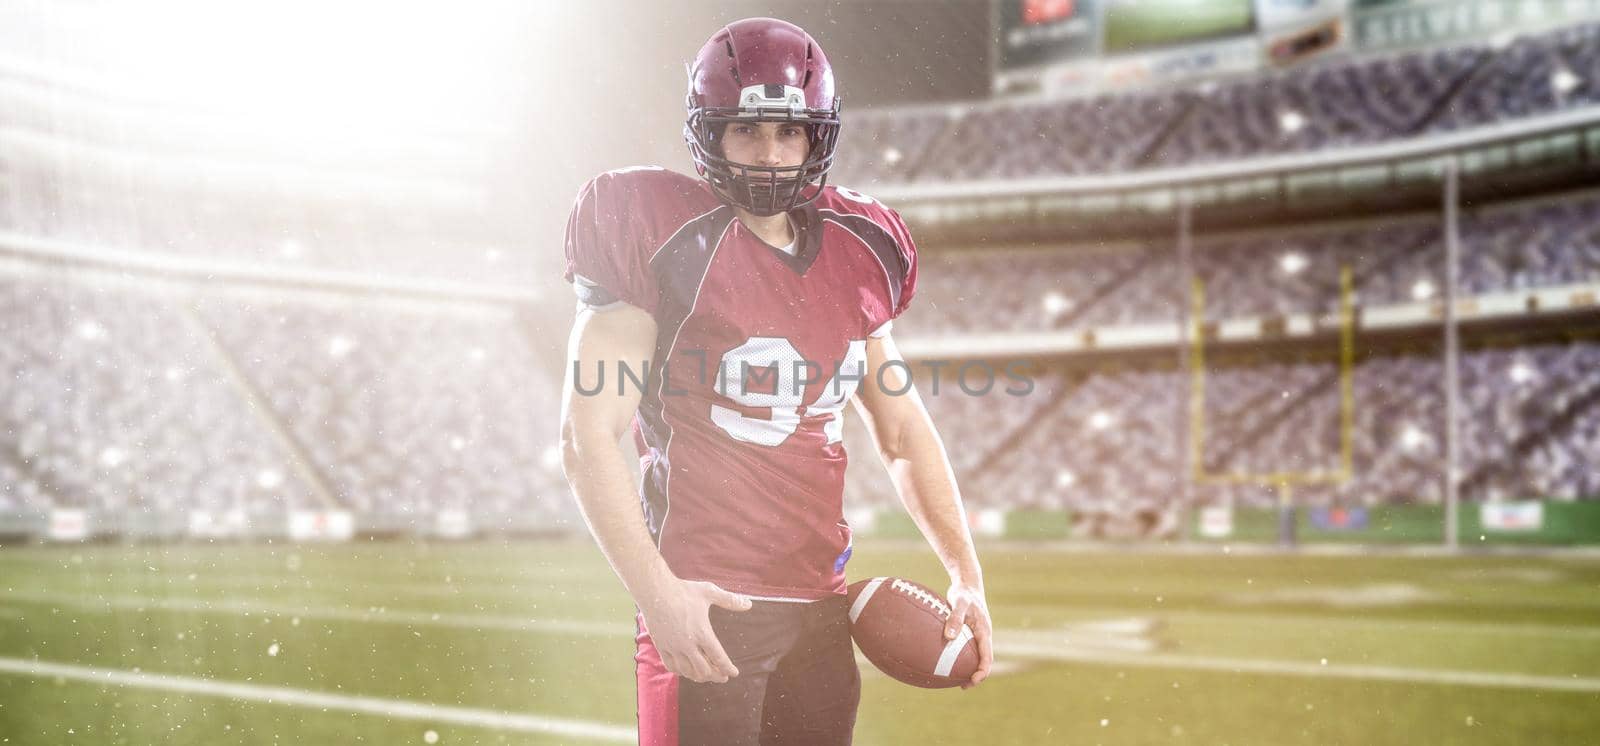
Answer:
7, 1, 536, 160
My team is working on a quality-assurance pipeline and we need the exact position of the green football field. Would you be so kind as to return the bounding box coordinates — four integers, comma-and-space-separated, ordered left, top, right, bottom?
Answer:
1, 540, 1598, 745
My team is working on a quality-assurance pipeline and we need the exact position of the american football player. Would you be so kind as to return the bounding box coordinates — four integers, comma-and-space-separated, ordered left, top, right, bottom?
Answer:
558, 17, 992, 745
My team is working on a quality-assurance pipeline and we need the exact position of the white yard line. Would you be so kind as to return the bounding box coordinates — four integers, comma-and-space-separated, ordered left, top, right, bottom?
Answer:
0, 553, 615, 584
0, 656, 635, 743
6, 589, 1599, 694
22, 571, 1600, 642
999, 603, 1600, 640
0, 589, 633, 637
17, 572, 547, 601
28, 570, 1600, 632
998, 641, 1600, 693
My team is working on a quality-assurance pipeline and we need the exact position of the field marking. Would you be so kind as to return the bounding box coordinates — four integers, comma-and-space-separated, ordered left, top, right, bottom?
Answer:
1223, 582, 1444, 607
9, 572, 551, 602
0, 656, 634, 742
0, 562, 619, 599
20, 568, 1600, 640
999, 641, 1600, 693
966, 540, 1600, 558
1005, 629, 1161, 654
24, 566, 1595, 617
1445, 567, 1567, 583
999, 602, 1600, 640
998, 583, 1600, 611
13, 552, 1595, 611
12, 581, 1600, 650
0, 552, 616, 584
7, 589, 1600, 694
0, 589, 633, 637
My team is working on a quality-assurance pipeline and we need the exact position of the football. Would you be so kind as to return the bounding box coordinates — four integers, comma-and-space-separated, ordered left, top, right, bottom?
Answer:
846, 577, 979, 689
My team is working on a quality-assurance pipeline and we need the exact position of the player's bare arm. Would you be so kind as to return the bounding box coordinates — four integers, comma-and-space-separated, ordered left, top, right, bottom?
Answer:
558, 302, 752, 684
852, 331, 995, 689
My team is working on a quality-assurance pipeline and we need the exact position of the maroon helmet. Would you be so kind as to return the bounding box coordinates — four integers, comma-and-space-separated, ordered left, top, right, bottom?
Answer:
685, 18, 841, 216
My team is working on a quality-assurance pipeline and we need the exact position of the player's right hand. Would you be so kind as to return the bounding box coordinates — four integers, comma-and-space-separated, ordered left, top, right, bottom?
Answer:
639, 577, 752, 684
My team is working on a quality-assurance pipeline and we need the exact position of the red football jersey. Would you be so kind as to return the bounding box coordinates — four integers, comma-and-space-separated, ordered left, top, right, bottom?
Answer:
564, 167, 917, 600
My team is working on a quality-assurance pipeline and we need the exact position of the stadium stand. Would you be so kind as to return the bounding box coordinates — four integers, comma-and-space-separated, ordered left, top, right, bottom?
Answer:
0, 265, 572, 532
1437, 24, 1600, 130
195, 293, 567, 523
835, 23, 1600, 184
1147, 45, 1492, 166
841, 341, 1600, 513
0, 270, 315, 518
901, 190, 1600, 338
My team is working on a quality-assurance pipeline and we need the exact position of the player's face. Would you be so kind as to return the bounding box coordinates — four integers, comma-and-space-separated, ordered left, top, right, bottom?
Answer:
720, 121, 810, 169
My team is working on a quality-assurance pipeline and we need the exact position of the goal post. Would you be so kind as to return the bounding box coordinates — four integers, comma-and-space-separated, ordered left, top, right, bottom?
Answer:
1188, 264, 1356, 547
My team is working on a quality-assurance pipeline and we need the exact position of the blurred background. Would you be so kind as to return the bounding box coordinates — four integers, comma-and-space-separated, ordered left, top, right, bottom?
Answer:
1, 0, 1598, 743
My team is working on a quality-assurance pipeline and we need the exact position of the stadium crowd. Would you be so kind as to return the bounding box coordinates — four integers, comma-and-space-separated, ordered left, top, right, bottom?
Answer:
905, 190, 1600, 337
0, 272, 315, 517
844, 341, 1600, 514
7, 262, 1590, 527
0, 273, 572, 530
835, 23, 1600, 183
198, 294, 568, 525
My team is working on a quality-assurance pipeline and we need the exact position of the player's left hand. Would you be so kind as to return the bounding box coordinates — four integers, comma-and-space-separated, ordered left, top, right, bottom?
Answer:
944, 580, 993, 690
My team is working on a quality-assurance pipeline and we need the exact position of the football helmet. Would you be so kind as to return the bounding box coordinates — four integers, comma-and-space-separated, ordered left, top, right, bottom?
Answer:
685, 18, 841, 216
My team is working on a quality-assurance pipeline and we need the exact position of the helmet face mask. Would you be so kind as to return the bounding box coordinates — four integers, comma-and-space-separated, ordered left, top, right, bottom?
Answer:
686, 103, 840, 216
685, 19, 841, 216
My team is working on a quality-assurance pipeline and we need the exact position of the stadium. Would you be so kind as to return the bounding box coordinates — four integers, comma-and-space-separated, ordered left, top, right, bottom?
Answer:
1, 1, 1598, 743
